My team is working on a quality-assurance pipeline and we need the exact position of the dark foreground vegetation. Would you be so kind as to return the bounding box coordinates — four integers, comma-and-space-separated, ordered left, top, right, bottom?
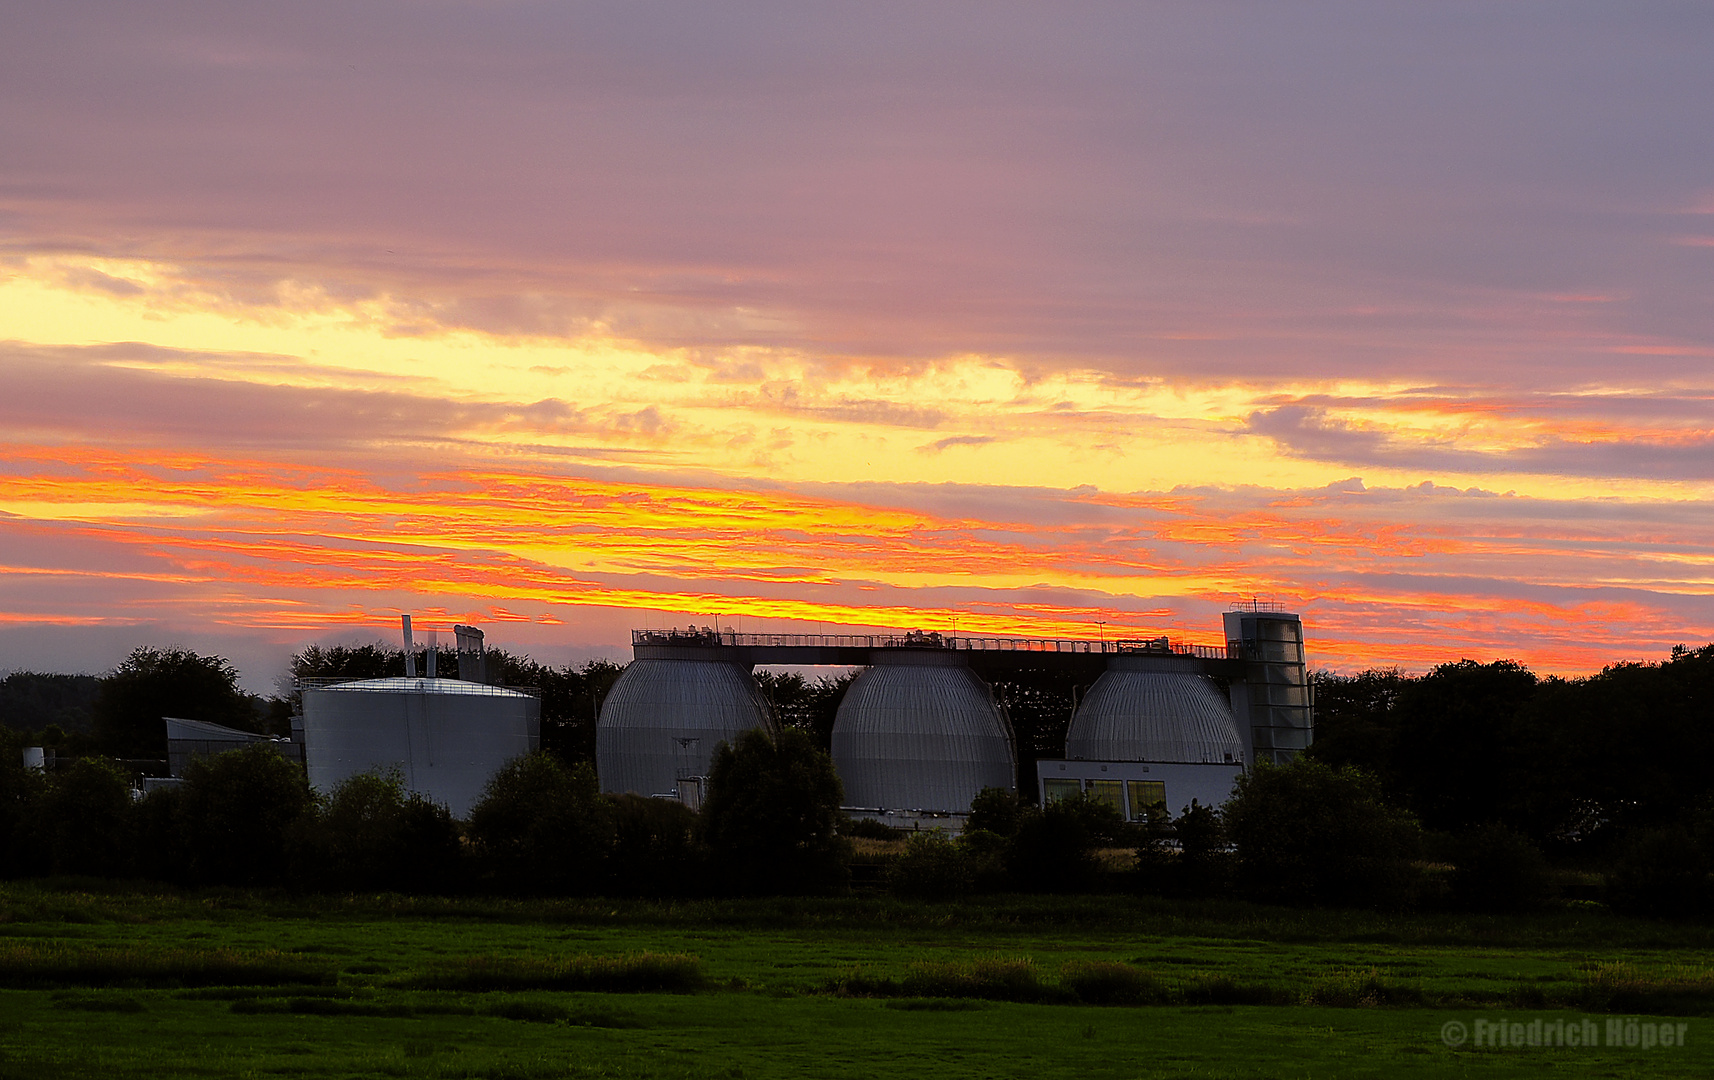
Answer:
6, 642, 1714, 923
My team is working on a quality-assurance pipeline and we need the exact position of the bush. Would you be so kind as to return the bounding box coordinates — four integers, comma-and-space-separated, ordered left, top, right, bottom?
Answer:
1607, 826, 1712, 920
1223, 758, 1422, 909
967, 787, 1023, 838
901, 958, 1044, 1001
36, 757, 134, 877
1449, 823, 1553, 912
405, 952, 705, 993
466, 754, 613, 895
1059, 960, 1165, 1005
0, 729, 48, 879
606, 793, 703, 897
293, 769, 463, 894
887, 831, 975, 899
177, 743, 313, 886
840, 816, 900, 841
701, 728, 849, 895
1005, 793, 1126, 892
0, 943, 334, 989
132, 784, 189, 883
1135, 800, 1230, 899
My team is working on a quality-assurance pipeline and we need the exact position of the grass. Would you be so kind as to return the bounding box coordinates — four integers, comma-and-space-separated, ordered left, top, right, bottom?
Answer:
3, 882, 1714, 1077
0, 941, 336, 988
402, 952, 706, 993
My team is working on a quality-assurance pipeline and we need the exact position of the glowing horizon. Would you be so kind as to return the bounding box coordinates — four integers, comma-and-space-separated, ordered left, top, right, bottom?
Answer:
3, 5, 1712, 690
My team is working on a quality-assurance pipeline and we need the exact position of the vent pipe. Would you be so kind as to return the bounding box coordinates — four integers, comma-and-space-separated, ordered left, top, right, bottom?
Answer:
454, 624, 486, 683
402, 615, 417, 678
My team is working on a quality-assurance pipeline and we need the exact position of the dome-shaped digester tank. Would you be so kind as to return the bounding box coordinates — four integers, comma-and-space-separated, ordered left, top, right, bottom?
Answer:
1065, 656, 1244, 764
595, 649, 775, 797
831, 650, 1015, 813
301, 677, 541, 819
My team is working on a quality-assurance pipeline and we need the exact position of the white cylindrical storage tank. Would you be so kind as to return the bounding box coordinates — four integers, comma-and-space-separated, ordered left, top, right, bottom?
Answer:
301, 677, 541, 819
595, 648, 775, 797
1065, 656, 1245, 764
831, 650, 1015, 814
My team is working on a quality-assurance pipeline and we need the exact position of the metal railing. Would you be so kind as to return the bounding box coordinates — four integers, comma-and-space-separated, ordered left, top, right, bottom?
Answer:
296, 676, 542, 699
631, 628, 1236, 660
1229, 599, 1292, 613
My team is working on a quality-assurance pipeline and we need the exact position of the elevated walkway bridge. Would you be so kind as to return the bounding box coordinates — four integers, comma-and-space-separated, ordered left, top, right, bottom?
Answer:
631, 629, 1245, 680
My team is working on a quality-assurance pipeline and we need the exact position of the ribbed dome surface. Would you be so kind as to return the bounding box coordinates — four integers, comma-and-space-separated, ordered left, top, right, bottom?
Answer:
596, 658, 775, 796
1066, 657, 1245, 764
831, 651, 1015, 813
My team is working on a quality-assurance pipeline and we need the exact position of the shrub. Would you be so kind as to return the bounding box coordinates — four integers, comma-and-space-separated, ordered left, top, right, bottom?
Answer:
1606, 826, 1712, 920
1449, 823, 1553, 912
606, 793, 703, 896
1301, 968, 1423, 1006
293, 769, 463, 894
1005, 793, 1126, 892
1223, 758, 1423, 909
967, 787, 1023, 838
405, 952, 705, 993
900, 958, 1044, 1002
36, 757, 133, 878
466, 754, 613, 895
887, 831, 974, 899
840, 816, 900, 841
131, 783, 189, 883
0, 729, 48, 878
701, 728, 849, 895
1136, 800, 1230, 899
0, 943, 334, 988
177, 743, 314, 886
1059, 960, 1165, 1005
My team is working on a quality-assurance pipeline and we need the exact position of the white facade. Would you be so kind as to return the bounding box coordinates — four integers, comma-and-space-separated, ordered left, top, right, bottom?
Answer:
300, 677, 540, 818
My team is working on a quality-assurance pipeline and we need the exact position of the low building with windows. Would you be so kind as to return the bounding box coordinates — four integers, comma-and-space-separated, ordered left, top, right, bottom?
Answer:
1037, 758, 1242, 820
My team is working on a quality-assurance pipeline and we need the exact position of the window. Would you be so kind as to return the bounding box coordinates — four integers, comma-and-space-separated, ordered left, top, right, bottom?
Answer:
1086, 779, 1124, 814
1127, 781, 1166, 820
1042, 778, 1081, 804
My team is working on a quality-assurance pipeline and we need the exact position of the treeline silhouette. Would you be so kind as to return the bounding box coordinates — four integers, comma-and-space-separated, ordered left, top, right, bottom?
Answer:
4, 640, 1714, 916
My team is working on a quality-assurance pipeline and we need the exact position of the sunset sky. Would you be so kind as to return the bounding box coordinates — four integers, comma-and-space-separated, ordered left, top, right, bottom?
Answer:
4, 3, 1712, 691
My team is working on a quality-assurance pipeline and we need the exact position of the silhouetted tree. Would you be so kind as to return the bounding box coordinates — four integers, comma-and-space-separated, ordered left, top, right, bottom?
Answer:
292, 769, 463, 894
0, 727, 48, 878
95, 647, 255, 758
1005, 793, 1126, 892
967, 785, 1023, 838
992, 668, 1090, 795
0, 672, 100, 736
1224, 758, 1422, 909
1389, 659, 1543, 836
36, 757, 134, 877
1449, 823, 1553, 912
483, 651, 624, 766
606, 793, 703, 896
176, 742, 314, 886
753, 669, 856, 753
1304, 667, 1408, 785
702, 728, 849, 895
466, 753, 613, 894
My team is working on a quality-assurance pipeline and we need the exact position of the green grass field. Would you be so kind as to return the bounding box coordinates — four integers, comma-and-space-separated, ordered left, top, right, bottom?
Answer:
2, 883, 1711, 1078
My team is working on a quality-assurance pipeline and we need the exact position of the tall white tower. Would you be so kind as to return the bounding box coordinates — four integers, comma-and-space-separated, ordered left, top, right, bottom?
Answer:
1223, 603, 1312, 765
